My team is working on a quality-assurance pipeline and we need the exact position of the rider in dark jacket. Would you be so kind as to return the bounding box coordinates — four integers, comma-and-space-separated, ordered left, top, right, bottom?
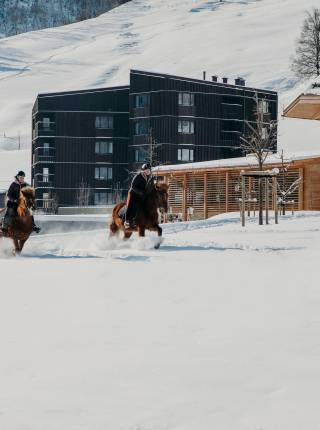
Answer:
1, 171, 41, 234
125, 163, 152, 228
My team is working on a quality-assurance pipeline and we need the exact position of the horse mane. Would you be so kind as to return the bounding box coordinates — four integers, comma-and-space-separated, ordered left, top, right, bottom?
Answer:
154, 182, 169, 192
17, 187, 35, 217
21, 186, 35, 198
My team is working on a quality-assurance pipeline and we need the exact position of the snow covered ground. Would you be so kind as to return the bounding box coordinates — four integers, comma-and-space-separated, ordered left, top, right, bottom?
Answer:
0, 211, 319, 429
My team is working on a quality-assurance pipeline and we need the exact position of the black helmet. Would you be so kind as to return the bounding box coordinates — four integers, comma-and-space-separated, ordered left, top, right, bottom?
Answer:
16, 171, 26, 177
141, 163, 151, 171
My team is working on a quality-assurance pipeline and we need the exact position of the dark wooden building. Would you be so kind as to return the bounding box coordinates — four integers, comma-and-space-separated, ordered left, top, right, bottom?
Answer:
32, 85, 129, 210
129, 70, 277, 168
31, 70, 277, 210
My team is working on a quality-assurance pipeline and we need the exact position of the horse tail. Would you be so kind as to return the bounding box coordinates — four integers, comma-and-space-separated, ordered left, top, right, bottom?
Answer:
109, 201, 126, 236
109, 220, 118, 235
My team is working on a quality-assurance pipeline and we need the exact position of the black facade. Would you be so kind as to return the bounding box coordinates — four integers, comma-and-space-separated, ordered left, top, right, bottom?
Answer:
31, 70, 277, 210
32, 86, 130, 210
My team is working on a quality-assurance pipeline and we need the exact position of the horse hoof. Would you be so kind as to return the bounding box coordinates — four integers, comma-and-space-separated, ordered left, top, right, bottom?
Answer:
154, 242, 161, 249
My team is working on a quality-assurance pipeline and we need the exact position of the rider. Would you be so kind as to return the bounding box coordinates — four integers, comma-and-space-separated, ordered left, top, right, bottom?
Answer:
124, 163, 153, 229
1, 171, 41, 234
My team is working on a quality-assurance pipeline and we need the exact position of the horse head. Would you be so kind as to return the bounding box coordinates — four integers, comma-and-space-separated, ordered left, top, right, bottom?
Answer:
17, 187, 36, 216
154, 182, 169, 213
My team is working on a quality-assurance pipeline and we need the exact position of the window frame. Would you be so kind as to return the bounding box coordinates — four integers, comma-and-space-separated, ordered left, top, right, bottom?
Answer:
178, 92, 195, 107
95, 115, 114, 129
95, 166, 113, 181
95, 141, 113, 154
178, 120, 195, 134
178, 148, 194, 161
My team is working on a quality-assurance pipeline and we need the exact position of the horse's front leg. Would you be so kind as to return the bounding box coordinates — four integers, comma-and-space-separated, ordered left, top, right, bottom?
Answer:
12, 238, 19, 256
18, 239, 26, 253
154, 224, 162, 249
138, 226, 145, 237
156, 224, 162, 237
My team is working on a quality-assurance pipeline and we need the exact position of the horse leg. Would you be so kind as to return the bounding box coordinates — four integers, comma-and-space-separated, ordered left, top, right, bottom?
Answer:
19, 239, 26, 253
154, 224, 162, 249
109, 221, 119, 239
139, 226, 145, 237
123, 231, 132, 240
12, 238, 19, 256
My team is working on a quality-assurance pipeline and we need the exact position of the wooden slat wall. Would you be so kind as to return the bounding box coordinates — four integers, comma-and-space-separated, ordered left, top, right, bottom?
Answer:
164, 166, 302, 220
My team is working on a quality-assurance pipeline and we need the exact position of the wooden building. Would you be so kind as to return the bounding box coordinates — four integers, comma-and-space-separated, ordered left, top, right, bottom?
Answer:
32, 70, 278, 210
283, 94, 320, 120
155, 153, 320, 221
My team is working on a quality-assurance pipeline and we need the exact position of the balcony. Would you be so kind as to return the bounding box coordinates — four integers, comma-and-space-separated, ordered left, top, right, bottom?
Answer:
33, 121, 55, 139
34, 174, 55, 189
33, 147, 55, 163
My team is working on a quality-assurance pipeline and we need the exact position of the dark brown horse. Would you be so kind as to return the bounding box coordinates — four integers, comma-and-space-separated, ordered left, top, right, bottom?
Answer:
0, 187, 36, 255
109, 182, 169, 249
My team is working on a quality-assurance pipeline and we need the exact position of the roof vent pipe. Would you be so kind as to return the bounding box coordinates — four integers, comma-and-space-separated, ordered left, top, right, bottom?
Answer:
212, 75, 218, 82
235, 77, 246, 86
203, 71, 206, 80
222, 77, 228, 84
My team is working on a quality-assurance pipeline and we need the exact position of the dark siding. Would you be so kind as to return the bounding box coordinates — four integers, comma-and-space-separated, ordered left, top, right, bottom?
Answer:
31, 71, 278, 209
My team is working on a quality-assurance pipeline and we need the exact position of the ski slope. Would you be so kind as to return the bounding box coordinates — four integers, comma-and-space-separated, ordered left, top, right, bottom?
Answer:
0, 0, 320, 157
0, 211, 320, 429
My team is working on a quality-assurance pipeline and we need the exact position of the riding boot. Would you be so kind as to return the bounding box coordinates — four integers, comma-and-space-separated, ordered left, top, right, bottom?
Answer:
31, 216, 41, 234
1, 208, 14, 234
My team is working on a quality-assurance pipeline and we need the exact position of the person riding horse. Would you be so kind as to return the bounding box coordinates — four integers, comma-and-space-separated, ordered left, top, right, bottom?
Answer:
124, 163, 153, 229
1, 171, 41, 235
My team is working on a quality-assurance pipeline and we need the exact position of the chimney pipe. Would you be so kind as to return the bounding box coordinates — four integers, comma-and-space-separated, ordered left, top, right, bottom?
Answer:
222, 77, 228, 84
212, 75, 218, 82
235, 77, 246, 86
203, 71, 206, 80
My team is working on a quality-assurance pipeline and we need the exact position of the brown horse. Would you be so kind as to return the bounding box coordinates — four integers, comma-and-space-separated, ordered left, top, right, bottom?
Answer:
109, 182, 169, 249
0, 187, 36, 255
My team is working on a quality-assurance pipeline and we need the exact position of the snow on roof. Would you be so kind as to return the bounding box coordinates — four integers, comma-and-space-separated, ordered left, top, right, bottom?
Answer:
303, 76, 320, 96
154, 151, 320, 173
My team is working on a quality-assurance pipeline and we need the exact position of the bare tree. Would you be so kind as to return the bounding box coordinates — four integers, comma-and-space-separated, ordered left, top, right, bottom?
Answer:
292, 8, 320, 78
76, 179, 91, 211
240, 93, 277, 224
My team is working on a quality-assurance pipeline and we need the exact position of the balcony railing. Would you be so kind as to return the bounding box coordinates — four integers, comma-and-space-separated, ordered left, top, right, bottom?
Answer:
34, 174, 55, 188
33, 147, 55, 163
33, 121, 55, 138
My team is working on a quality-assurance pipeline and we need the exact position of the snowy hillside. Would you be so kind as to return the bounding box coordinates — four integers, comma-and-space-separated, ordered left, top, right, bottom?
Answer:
1, 0, 320, 173
0, 211, 320, 429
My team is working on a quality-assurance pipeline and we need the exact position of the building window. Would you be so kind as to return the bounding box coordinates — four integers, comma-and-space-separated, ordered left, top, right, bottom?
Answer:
42, 117, 50, 130
43, 167, 49, 183
95, 166, 113, 181
43, 142, 51, 156
258, 100, 269, 114
135, 94, 150, 108
178, 93, 194, 106
95, 141, 113, 154
95, 115, 113, 129
43, 192, 50, 209
135, 149, 146, 162
94, 192, 113, 206
178, 148, 194, 161
178, 120, 194, 134
135, 120, 149, 136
